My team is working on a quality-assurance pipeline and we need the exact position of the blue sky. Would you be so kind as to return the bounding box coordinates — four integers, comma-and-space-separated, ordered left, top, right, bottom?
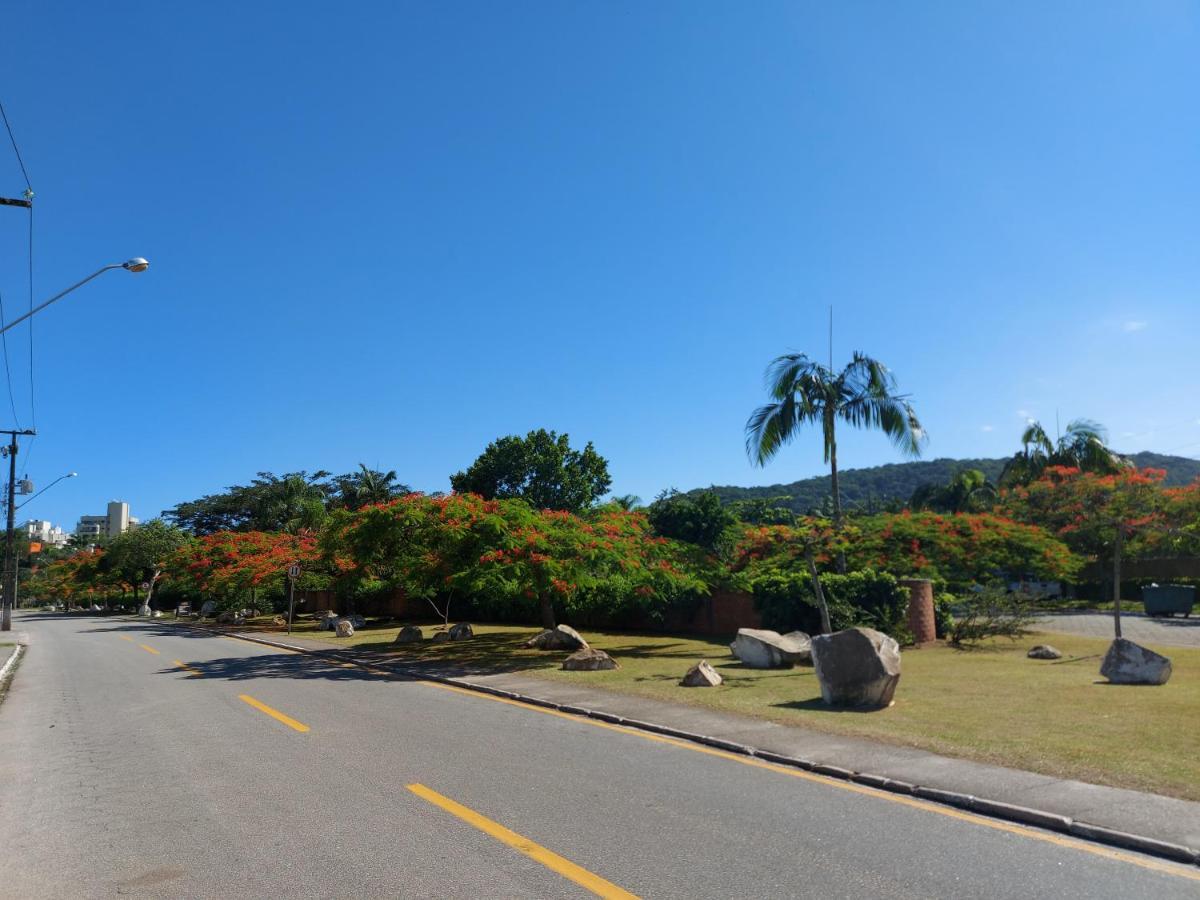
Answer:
1, 1, 1197, 529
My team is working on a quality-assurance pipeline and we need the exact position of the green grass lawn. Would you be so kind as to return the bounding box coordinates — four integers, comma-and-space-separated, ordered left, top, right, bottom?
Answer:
275, 618, 1200, 800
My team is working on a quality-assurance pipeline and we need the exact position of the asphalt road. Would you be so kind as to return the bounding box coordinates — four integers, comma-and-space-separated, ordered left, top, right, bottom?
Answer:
1, 614, 1197, 899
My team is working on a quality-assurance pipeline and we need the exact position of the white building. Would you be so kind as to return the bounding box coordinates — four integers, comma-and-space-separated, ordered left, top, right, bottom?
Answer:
22, 519, 71, 548
75, 501, 139, 540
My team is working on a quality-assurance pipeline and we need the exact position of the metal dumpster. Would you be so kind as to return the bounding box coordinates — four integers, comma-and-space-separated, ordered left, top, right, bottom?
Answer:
1142, 584, 1195, 618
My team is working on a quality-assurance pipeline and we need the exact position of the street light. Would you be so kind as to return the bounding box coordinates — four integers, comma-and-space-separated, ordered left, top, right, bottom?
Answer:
1, 257, 147, 631
15, 471, 78, 511
0, 258, 150, 337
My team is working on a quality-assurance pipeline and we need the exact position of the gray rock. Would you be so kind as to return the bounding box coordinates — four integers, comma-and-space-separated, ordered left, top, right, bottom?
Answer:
151, 610, 163, 619
216, 610, 235, 625
272, 615, 287, 627
317, 611, 339, 631
1101, 638, 1172, 685
1027, 644, 1062, 660
232, 614, 246, 626
729, 628, 812, 669
199, 600, 217, 617
680, 660, 723, 687
334, 619, 355, 638
811, 627, 901, 709
431, 630, 450, 643
448, 623, 474, 641
562, 648, 618, 671
395, 625, 424, 644
523, 624, 589, 651
348, 614, 366, 629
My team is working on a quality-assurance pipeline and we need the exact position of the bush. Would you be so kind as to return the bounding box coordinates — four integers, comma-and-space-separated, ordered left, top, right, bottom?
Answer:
648, 490, 738, 554
751, 569, 909, 638
948, 586, 1034, 646
934, 592, 956, 639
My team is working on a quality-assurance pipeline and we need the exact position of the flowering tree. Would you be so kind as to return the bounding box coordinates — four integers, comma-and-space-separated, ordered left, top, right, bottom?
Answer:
1001, 466, 1166, 636
105, 521, 191, 614
174, 530, 322, 610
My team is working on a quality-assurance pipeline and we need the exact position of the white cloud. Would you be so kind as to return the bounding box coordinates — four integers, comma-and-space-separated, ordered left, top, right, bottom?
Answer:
981, 425, 994, 432
1122, 320, 1148, 332
1016, 409, 1031, 419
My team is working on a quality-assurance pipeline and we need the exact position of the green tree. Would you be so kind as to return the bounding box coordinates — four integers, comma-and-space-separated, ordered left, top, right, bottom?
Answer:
105, 520, 191, 615
1000, 419, 1126, 486
909, 469, 997, 513
745, 351, 925, 567
333, 464, 409, 509
163, 471, 333, 534
647, 490, 737, 553
450, 429, 612, 513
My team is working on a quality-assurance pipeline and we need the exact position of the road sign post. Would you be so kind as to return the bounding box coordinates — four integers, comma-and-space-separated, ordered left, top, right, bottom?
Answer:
286, 564, 301, 634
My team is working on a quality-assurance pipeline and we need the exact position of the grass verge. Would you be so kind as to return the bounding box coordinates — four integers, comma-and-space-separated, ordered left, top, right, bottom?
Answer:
266, 618, 1200, 800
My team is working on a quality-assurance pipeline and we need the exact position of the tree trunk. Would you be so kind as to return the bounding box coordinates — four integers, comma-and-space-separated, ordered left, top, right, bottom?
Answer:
539, 594, 556, 629
829, 433, 847, 574
1112, 526, 1123, 639
139, 571, 159, 617
805, 546, 833, 634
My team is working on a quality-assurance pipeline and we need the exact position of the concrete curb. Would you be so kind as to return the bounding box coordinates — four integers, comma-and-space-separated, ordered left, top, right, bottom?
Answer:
0, 643, 25, 689
163, 619, 1200, 868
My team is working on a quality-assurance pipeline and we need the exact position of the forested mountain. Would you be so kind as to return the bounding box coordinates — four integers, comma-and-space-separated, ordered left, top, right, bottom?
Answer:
690, 452, 1200, 516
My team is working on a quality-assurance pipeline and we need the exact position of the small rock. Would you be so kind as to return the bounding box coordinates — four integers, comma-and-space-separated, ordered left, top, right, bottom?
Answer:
729, 628, 811, 669
562, 648, 618, 671
151, 610, 163, 619
334, 619, 355, 638
216, 610, 235, 625
317, 611, 339, 631
1027, 644, 1062, 660
199, 600, 217, 617
395, 625, 424, 644
523, 624, 589, 651
232, 614, 246, 626
1101, 638, 1171, 685
811, 627, 901, 709
680, 660, 723, 687
272, 615, 287, 627
431, 630, 450, 643
448, 623, 474, 641
348, 614, 366, 629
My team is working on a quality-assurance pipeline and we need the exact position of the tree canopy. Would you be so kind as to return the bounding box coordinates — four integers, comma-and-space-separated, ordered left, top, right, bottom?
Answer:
449, 429, 611, 513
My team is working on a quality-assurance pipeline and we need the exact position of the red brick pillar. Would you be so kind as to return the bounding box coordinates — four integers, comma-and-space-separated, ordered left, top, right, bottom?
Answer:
900, 578, 936, 645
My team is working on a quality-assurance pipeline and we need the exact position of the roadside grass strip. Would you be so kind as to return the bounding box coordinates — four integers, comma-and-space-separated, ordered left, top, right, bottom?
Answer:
237, 694, 310, 733
407, 783, 639, 899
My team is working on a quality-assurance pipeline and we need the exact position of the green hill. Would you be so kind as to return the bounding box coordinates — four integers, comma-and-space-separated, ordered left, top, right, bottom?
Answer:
691, 452, 1200, 516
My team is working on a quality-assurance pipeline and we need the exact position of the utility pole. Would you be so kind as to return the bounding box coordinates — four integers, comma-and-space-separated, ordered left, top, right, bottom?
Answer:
1, 428, 36, 632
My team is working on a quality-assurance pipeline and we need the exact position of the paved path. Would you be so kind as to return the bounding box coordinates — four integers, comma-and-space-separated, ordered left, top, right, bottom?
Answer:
1035, 611, 1200, 648
2, 613, 1198, 898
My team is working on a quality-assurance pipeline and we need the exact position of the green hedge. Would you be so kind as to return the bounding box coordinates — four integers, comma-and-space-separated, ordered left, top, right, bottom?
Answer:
751, 568, 909, 638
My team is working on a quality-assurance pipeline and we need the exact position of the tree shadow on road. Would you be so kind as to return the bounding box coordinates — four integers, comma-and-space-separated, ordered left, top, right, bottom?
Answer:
153, 652, 395, 683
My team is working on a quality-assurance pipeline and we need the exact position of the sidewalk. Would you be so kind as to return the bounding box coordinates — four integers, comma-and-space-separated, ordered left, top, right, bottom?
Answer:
217, 624, 1200, 865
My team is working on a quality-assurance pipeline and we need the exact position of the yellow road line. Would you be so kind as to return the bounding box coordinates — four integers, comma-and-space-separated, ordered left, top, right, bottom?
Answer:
238, 694, 310, 733
139, 644, 160, 655
172, 660, 202, 677
118, 635, 133, 642
214, 635, 1199, 882
408, 783, 638, 899
414, 681, 1200, 883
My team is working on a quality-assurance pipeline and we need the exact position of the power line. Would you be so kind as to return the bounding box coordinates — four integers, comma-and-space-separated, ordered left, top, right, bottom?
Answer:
0, 99, 35, 469
0, 100, 32, 193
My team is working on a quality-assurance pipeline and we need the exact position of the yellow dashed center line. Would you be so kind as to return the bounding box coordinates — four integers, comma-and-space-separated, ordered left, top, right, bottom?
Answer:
118, 635, 133, 642
408, 783, 638, 899
172, 660, 202, 677
238, 694, 310, 733
139, 644, 160, 656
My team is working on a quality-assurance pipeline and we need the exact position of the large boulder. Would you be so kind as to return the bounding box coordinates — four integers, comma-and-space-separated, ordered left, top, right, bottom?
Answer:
1101, 638, 1172, 685
334, 618, 355, 638
811, 627, 901, 709
562, 648, 618, 671
729, 628, 812, 669
523, 624, 589, 652
317, 611, 339, 631
431, 630, 450, 643
448, 623, 474, 641
348, 614, 367, 629
1027, 644, 1062, 660
680, 660, 723, 687
272, 615, 287, 627
199, 600, 217, 617
216, 610, 236, 625
395, 625, 424, 644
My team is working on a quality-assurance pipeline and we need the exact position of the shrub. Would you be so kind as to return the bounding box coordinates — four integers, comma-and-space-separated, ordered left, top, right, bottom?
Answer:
751, 568, 908, 638
933, 592, 956, 639
948, 586, 1035, 646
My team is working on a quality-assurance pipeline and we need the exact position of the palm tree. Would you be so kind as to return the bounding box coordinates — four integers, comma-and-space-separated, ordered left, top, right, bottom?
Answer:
745, 351, 925, 536
909, 469, 997, 513
1000, 419, 1126, 486
609, 494, 643, 511
338, 464, 408, 509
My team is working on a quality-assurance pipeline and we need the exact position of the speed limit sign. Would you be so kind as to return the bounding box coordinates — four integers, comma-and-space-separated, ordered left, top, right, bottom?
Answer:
287, 564, 301, 579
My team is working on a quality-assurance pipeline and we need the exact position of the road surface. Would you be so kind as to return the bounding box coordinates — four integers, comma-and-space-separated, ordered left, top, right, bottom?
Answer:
1, 613, 1196, 899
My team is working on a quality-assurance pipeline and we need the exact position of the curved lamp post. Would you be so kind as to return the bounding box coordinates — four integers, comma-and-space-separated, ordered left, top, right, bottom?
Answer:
0, 258, 149, 337
15, 471, 78, 511
1, 257, 148, 630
